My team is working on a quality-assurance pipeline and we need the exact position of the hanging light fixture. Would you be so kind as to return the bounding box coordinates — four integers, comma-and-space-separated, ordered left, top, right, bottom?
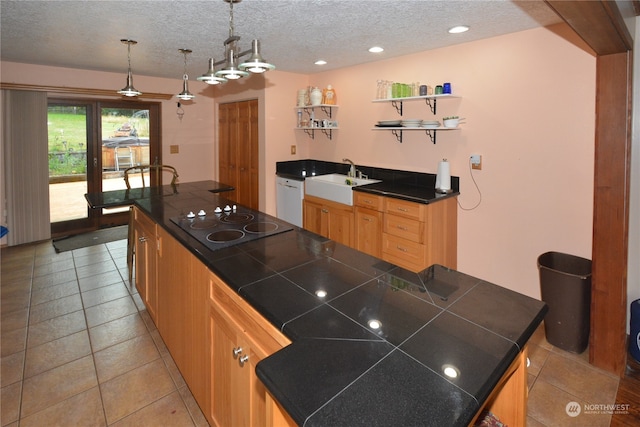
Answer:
199, 0, 275, 85
176, 48, 195, 100
117, 39, 142, 97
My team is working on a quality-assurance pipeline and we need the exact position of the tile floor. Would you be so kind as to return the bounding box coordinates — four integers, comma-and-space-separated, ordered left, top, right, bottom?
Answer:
0, 237, 628, 427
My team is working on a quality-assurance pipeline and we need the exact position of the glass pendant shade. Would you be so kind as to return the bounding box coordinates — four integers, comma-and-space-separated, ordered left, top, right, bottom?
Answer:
215, 46, 249, 80
197, 58, 228, 85
239, 40, 275, 73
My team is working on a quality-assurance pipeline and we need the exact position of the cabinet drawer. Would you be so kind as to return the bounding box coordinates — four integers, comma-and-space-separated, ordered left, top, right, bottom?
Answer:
384, 198, 426, 221
382, 233, 426, 268
384, 214, 424, 243
354, 192, 383, 211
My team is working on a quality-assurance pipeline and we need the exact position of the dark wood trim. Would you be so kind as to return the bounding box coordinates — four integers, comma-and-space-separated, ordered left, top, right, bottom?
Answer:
545, 1, 633, 54
0, 82, 173, 100
545, 1, 634, 377
590, 51, 632, 376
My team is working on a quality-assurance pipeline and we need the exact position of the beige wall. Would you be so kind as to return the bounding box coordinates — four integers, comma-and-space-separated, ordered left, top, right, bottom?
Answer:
1, 24, 599, 301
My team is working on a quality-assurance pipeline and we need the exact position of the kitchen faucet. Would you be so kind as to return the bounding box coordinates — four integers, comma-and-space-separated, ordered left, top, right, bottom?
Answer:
343, 158, 356, 178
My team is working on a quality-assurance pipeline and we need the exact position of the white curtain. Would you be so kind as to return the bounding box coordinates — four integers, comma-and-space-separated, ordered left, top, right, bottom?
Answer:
2, 90, 51, 245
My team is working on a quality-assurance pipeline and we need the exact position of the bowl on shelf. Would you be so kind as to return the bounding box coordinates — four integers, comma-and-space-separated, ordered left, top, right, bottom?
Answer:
443, 117, 460, 128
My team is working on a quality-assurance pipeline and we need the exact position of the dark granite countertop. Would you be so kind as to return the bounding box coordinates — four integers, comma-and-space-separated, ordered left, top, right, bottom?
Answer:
84, 180, 234, 209
133, 180, 546, 427
277, 159, 460, 204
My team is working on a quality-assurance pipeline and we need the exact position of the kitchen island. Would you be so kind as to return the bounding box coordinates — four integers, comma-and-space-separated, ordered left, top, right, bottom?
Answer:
132, 182, 546, 427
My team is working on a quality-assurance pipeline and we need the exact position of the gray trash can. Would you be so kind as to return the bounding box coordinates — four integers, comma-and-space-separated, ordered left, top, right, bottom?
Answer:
538, 252, 592, 354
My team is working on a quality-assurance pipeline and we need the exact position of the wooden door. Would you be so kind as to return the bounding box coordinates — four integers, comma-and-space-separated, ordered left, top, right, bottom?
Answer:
218, 100, 259, 210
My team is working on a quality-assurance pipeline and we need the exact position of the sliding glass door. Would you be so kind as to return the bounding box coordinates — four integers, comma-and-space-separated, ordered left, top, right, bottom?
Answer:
48, 99, 160, 237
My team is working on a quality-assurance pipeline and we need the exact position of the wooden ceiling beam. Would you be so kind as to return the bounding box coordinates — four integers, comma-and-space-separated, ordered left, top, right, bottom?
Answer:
544, 0, 634, 55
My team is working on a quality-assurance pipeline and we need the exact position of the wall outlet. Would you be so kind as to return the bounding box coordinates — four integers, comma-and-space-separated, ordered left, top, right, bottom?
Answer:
170, 144, 179, 154
471, 154, 482, 170
290, 145, 296, 155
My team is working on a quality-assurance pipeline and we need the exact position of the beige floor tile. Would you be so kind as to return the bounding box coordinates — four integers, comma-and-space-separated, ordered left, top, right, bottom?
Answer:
1, 307, 29, 333
30, 280, 79, 306
528, 379, 612, 427
178, 385, 209, 427
28, 293, 83, 324
110, 390, 195, 427
526, 414, 547, 426
94, 334, 160, 383
1, 381, 22, 426
82, 282, 130, 308
1, 288, 30, 314
1, 350, 25, 387
33, 258, 76, 277
100, 358, 176, 424
88, 312, 149, 352
31, 268, 77, 291
24, 330, 91, 379
73, 251, 114, 268
27, 310, 86, 348
33, 250, 72, 267
85, 296, 138, 328
20, 355, 98, 418
76, 261, 118, 280
19, 386, 106, 427
538, 352, 619, 405
1, 327, 27, 357
163, 353, 187, 389
79, 269, 124, 292
527, 342, 550, 378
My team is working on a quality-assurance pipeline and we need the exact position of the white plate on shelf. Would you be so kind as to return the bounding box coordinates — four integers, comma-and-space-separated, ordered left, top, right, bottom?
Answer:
378, 120, 402, 126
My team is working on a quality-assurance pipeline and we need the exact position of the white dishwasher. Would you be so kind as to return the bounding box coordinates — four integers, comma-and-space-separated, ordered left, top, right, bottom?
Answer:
276, 176, 304, 227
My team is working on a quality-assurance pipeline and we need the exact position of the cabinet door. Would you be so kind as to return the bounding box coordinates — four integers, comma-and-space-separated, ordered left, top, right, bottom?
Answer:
133, 209, 157, 322
303, 199, 325, 236
355, 206, 383, 258
327, 204, 353, 246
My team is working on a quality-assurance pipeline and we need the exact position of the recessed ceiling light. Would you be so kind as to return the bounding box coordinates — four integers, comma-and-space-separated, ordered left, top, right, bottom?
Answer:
448, 25, 469, 34
369, 46, 384, 53
315, 60, 327, 65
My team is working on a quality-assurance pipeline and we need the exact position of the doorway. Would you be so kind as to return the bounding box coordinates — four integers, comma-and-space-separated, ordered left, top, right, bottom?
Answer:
48, 99, 160, 237
218, 99, 259, 210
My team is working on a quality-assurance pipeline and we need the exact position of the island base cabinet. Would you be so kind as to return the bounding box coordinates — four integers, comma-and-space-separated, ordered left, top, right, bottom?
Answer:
209, 272, 291, 427
132, 207, 158, 322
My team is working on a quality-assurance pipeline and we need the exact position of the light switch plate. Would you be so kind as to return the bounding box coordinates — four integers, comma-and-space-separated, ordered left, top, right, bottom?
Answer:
291, 145, 296, 155
170, 145, 179, 154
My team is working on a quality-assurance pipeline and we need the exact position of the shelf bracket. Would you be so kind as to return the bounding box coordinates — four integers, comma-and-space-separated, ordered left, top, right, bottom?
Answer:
320, 106, 333, 118
391, 129, 403, 143
425, 129, 436, 144
303, 129, 315, 139
320, 128, 333, 140
424, 98, 437, 115
391, 101, 403, 116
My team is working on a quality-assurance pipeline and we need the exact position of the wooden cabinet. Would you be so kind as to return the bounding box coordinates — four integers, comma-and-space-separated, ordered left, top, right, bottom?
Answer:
209, 272, 291, 427
382, 196, 457, 272
354, 192, 384, 258
303, 195, 354, 246
218, 100, 259, 210
155, 226, 210, 420
132, 207, 158, 322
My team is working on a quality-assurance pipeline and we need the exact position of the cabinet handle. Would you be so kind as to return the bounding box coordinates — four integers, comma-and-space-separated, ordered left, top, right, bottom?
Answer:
364, 200, 372, 204
397, 207, 409, 212
322, 209, 329, 213
239, 354, 249, 367
138, 236, 147, 243
232, 347, 243, 358
397, 226, 408, 231
396, 246, 408, 252
364, 217, 372, 222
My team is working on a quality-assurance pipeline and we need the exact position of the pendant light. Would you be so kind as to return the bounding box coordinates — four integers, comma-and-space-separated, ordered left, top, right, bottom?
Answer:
176, 48, 195, 100
117, 39, 142, 97
200, 0, 275, 84
197, 58, 228, 85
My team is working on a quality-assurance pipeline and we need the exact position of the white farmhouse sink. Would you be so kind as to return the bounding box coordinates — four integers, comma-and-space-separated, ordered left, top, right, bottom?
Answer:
305, 174, 381, 206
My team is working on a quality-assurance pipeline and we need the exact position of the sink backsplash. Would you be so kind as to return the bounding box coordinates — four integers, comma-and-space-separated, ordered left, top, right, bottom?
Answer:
276, 159, 460, 192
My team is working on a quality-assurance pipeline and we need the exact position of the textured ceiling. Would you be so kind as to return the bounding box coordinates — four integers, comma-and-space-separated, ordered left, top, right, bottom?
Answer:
0, 0, 562, 79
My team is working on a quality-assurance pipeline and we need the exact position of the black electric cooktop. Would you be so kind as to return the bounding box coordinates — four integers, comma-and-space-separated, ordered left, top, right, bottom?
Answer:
170, 204, 294, 250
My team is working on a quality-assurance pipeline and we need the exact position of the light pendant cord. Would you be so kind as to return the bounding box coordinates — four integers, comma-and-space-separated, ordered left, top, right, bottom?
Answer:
457, 157, 482, 211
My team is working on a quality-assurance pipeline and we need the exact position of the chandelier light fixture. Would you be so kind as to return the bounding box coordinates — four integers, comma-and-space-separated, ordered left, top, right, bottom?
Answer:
197, 0, 275, 85
117, 39, 142, 97
176, 48, 196, 100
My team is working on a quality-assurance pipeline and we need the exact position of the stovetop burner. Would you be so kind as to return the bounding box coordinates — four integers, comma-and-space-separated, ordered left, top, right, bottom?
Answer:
170, 205, 294, 250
